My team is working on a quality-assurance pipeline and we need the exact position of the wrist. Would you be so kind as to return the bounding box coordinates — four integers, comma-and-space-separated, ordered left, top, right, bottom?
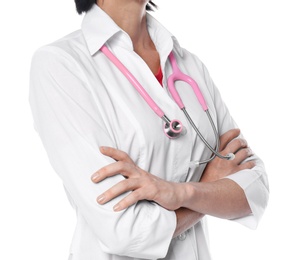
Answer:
181, 182, 205, 210
173, 207, 204, 238
179, 182, 197, 208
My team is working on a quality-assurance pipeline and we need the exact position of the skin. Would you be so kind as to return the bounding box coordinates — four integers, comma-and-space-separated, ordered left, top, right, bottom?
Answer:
93, 0, 255, 237
97, 0, 160, 74
92, 130, 255, 236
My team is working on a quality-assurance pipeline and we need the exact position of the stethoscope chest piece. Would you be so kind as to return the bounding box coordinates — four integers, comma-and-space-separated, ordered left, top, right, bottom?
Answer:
163, 119, 185, 139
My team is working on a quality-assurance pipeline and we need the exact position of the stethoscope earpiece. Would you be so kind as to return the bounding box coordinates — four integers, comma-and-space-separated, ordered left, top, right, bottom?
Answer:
226, 153, 235, 160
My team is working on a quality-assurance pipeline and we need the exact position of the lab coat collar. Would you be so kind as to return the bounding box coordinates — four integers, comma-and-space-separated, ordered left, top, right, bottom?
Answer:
81, 4, 121, 56
81, 4, 183, 57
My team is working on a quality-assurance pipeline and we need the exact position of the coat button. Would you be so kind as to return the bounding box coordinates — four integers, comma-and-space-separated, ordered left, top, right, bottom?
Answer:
177, 232, 187, 241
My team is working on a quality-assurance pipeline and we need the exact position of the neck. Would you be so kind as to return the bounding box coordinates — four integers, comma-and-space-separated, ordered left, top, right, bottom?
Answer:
97, 0, 153, 50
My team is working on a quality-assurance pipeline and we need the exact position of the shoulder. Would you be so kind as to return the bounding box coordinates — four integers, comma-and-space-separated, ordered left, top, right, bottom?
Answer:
170, 36, 207, 76
174, 42, 211, 83
177, 45, 206, 73
30, 30, 92, 98
31, 29, 88, 67
30, 29, 91, 81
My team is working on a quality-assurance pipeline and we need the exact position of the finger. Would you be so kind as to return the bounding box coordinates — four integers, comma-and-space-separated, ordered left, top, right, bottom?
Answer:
219, 129, 240, 151
100, 146, 134, 164
113, 190, 144, 211
97, 178, 140, 205
92, 161, 136, 183
223, 137, 248, 155
236, 160, 256, 171
234, 147, 254, 164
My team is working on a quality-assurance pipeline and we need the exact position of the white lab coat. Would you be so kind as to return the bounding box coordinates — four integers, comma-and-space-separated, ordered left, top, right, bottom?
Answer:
29, 4, 269, 260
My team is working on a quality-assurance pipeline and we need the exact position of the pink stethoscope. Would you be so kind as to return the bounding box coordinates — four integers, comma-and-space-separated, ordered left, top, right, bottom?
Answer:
100, 45, 234, 165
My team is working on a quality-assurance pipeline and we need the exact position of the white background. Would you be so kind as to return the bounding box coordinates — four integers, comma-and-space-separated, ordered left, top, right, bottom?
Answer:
0, 0, 293, 259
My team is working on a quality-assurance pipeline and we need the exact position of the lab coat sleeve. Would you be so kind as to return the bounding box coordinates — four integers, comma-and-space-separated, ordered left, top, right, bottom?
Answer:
29, 46, 176, 258
201, 61, 269, 229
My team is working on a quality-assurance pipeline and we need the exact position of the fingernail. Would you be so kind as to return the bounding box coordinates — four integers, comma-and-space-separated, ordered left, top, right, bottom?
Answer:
100, 146, 108, 152
113, 204, 121, 211
91, 173, 100, 182
97, 195, 105, 204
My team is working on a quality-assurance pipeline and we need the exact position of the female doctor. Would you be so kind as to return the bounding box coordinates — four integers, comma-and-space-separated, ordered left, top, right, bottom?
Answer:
29, 0, 269, 259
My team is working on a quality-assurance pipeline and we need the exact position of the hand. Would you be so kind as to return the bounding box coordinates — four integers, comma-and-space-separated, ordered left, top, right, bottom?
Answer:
200, 129, 256, 183
91, 147, 187, 211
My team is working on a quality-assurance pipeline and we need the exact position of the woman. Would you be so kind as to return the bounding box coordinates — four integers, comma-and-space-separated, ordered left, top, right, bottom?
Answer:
29, 0, 269, 259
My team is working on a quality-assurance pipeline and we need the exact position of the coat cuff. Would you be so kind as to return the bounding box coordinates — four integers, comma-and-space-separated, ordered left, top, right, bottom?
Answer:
225, 166, 269, 229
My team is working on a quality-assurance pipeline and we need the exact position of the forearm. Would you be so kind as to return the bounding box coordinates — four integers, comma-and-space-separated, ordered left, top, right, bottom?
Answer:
183, 178, 251, 219
173, 208, 204, 238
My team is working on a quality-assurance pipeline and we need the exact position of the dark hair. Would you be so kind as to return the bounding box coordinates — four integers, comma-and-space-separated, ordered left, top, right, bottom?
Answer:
74, 0, 157, 15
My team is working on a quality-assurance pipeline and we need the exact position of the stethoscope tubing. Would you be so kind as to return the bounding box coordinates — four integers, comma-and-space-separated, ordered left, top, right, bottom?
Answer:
168, 52, 208, 111
100, 45, 165, 118
100, 44, 234, 164
183, 108, 234, 163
